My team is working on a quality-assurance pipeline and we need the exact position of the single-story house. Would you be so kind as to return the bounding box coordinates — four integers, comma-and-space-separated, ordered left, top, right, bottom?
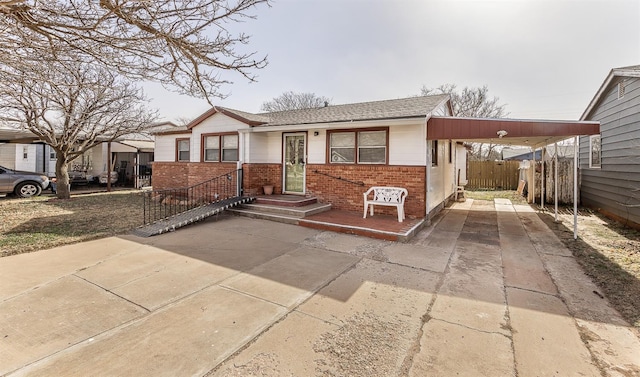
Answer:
579, 65, 640, 227
153, 95, 461, 219
153, 94, 600, 221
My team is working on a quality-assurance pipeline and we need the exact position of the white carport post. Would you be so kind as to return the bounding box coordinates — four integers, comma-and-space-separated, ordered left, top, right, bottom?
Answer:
554, 142, 558, 222
573, 136, 578, 239
531, 146, 536, 204
541, 147, 545, 209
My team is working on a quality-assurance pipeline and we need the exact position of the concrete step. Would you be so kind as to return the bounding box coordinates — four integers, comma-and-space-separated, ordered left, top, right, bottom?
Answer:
239, 202, 332, 218
254, 195, 318, 207
228, 208, 300, 225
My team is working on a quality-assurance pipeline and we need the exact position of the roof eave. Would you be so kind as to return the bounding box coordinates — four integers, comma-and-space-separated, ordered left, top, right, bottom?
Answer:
581, 67, 640, 120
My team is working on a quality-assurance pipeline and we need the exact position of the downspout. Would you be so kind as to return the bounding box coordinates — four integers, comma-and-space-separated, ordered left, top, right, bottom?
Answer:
425, 115, 431, 218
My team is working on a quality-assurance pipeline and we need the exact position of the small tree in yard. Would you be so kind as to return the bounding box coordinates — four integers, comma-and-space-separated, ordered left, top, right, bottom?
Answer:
261, 91, 331, 112
422, 84, 509, 160
0, 61, 158, 199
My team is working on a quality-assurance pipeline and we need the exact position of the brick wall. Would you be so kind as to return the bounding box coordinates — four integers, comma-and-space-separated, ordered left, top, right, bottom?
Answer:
242, 163, 282, 195
152, 162, 238, 189
306, 164, 426, 218
153, 162, 427, 218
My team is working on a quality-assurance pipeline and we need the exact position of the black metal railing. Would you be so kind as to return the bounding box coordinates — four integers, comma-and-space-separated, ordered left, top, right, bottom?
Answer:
312, 169, 365, 186
143, 169, 242, 225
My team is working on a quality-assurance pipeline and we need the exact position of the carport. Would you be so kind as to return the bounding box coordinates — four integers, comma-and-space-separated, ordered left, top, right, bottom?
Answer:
427, 116, 600, 239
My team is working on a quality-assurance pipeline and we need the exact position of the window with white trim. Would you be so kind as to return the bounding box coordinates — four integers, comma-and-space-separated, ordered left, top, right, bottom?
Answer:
22, 146, 28, 160
176, 138, 190, 162
589, 134, 601, 168
329, 129, 387, 164
202, 134, 239, 162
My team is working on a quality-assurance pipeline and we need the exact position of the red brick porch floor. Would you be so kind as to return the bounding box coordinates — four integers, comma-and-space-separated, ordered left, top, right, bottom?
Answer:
299, 209, 426, 242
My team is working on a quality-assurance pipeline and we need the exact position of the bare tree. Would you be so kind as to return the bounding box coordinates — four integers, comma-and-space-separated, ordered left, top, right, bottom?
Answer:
0, 60, 158, 199
422, 84, 509, 160
0, 0, 269, 103
261, 91, 331, 112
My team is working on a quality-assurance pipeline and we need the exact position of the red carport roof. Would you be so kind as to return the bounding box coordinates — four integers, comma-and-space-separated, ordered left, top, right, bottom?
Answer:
427, 117, 600, 148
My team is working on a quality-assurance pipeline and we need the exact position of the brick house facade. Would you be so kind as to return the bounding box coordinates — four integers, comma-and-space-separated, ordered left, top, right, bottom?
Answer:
152, 95, 460, 219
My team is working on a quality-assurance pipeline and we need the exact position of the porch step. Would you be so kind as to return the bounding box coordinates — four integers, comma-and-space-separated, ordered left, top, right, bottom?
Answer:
234, 202, 331, 218
229, 202, 332, 224
254, 195, 318, 207
132, 196, 255, 237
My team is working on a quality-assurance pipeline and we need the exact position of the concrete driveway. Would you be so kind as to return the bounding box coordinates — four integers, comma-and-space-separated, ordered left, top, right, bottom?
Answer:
1, 199, 639, 376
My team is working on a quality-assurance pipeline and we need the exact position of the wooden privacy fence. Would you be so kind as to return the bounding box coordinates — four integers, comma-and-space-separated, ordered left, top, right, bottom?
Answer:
466, 160, 520, 190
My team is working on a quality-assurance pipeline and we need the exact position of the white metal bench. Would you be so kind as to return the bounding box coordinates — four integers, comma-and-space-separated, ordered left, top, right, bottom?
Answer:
363, 186, 408, 222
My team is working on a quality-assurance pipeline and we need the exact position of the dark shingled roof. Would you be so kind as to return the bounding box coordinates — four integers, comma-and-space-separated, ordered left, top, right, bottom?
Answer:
253, 95, 449, 126
156, 95, 449, 135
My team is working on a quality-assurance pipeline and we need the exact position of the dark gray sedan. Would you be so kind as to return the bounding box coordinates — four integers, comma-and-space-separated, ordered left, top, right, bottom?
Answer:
0, 165, 50, 198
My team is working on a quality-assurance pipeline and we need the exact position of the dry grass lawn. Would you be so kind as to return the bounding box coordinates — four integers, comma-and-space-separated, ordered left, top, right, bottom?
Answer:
0, 191, 143, 257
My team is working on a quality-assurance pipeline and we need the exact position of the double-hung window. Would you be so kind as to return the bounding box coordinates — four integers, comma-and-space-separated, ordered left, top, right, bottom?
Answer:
176, 138, 190, 161
590, 134, 601, 168
202, 134, 239, 162
329, 129, 387, 164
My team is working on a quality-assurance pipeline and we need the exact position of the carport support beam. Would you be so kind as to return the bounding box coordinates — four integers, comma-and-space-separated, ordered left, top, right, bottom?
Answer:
573, 136, 578, 239
554, 142, 558, 222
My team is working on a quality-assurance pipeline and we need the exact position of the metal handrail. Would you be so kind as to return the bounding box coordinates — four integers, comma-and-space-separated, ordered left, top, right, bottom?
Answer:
312, 169, 365, 186
143, 169, 242, 225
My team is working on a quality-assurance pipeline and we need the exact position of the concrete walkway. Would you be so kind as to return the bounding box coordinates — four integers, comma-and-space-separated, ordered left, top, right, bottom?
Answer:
1, 199, 638, 376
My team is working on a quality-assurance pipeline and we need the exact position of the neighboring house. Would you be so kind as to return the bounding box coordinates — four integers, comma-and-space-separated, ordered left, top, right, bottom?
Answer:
502, 145, 574, 161
0, 122, 178, 187
579, 65, 640, 226
153, 95, 460, 219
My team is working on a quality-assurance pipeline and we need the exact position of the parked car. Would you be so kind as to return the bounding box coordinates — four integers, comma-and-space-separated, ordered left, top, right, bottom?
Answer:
99, 171, 118, 185
0, 165, 50, 198
68, 170, 89, 186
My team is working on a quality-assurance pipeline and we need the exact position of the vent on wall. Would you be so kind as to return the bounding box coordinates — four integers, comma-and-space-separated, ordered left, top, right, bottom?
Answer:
618, 81, 625, 99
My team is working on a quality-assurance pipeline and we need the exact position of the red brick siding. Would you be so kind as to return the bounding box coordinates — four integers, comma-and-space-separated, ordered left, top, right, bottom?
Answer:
306, 164, 426, 218
242, 163, 282, 195
152, 162, 238, 189
153, 162, 427, 218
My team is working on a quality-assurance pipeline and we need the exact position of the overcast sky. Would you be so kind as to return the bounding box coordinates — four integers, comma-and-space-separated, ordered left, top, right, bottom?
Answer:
147, 0, 640, 123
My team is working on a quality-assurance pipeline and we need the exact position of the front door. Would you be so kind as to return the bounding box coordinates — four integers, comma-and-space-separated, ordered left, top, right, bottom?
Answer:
283, 133, 306, 194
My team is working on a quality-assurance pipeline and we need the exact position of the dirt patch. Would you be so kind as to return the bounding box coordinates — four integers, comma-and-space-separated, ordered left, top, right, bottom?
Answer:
313, 311, 408, 377
537, 206, 640, 329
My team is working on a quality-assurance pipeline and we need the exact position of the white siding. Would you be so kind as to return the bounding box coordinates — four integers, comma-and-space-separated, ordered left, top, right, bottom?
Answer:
389, 123, 426, 165
15, 144, 37, 171
155, 133, 190, 162
427, 140, 446, 212
0, 144, 16, 169
443, 141, 456, 195
456, 143, 468, 183
307, 130, 326, 164
247, 132, 282, 163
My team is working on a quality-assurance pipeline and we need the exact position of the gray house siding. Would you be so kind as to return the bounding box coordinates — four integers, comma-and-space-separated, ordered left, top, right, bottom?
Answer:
580, 76, 640, 225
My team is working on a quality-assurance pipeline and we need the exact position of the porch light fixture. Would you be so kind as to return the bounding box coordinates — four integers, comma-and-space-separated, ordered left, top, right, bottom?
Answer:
497, 130, 508, 138
314, 131, 319, 136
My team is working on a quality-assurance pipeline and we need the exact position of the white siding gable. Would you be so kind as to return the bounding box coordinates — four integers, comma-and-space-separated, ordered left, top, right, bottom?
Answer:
192, 113, 251, 162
